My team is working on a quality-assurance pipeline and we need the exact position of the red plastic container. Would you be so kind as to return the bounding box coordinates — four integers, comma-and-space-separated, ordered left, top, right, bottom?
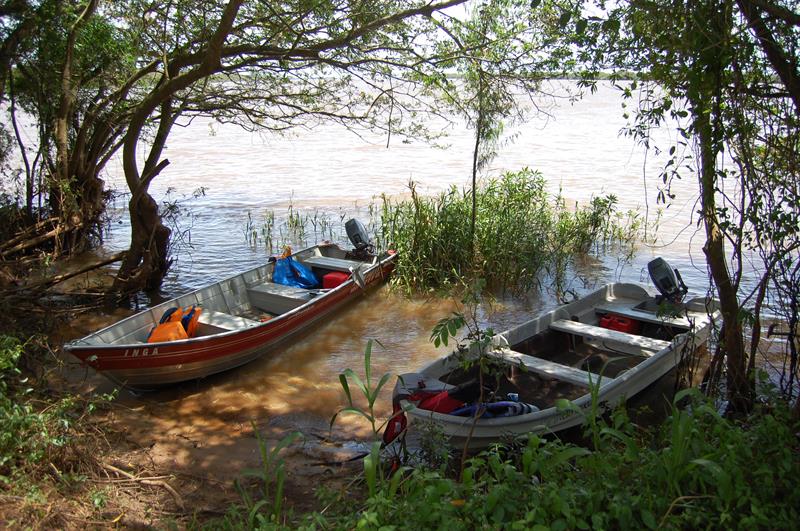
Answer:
322, 271, 350, 289
599, 314, 641, 334
417, 390, 464, 414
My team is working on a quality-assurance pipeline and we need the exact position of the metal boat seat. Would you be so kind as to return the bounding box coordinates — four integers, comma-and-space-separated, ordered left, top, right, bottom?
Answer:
550, 319, 671, 352
302, 255, 365, 272
489, 348, 609, 387
247, 281, 314, 314
197, 310, 260, 332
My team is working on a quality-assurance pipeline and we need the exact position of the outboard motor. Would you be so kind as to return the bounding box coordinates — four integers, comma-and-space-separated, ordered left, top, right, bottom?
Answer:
647, 257, 688, 303
345, 218, 374, 257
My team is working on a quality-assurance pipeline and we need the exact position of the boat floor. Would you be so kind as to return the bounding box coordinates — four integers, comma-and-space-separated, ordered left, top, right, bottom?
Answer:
439, 343, 642, 410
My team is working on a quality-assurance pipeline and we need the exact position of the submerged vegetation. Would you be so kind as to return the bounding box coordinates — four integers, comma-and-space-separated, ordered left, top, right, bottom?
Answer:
379, 169, 645, 295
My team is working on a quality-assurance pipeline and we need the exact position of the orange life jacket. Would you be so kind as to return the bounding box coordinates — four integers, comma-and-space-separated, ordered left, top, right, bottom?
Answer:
147, 320, 188, 343
146, 305, 202, 343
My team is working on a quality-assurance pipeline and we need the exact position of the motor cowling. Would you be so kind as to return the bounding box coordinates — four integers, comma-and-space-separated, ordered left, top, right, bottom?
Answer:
647, 257, 688, 303
345, 218, 372, 252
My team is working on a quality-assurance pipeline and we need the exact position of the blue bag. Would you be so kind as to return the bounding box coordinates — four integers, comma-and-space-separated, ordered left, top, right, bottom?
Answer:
273, 257, 320, 289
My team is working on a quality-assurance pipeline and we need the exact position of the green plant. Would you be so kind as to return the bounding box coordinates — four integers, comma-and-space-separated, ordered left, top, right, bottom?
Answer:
330, 339, 394, 440
380, 169, 644, 296
0, 335, 117, 485
90, 487, 108, 509
236, 423, 302, 527
292, 392, 799, 530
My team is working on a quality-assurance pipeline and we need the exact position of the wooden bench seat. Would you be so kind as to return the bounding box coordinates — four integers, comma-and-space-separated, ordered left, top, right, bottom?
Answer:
197, 309, 260, 331
489, 349, 608, 387
550, 319, 671, 352
302, 255, 365, 273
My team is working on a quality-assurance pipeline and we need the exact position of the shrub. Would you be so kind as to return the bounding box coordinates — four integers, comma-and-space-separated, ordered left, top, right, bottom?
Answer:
378, 169, 644, 295
292, 393, 798, 529
0, 335, 113, 484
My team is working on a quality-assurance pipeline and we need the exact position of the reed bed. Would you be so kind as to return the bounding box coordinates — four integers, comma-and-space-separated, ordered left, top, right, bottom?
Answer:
379, 169, 644, 295
244, 204, 366, 254
242, 169, 643, 295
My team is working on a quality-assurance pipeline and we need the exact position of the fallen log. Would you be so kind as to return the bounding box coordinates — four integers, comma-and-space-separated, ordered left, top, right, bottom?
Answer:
24, 251, 126, 291
0, 221, 83, 258
0, 216, 59, 253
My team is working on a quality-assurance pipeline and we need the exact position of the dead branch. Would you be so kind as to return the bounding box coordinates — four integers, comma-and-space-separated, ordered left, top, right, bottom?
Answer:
0, 221, 83, 258
0, 216, 59, 253
101, 463, 185, 511
23, 250, 126, 292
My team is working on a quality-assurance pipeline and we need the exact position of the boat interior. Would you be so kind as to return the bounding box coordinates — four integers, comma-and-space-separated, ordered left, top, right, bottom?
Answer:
80, 244, 380, 346
438, 296, 700, 410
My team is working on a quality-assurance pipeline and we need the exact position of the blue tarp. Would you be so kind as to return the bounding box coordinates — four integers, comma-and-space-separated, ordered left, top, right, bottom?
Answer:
273, 257, 320, 289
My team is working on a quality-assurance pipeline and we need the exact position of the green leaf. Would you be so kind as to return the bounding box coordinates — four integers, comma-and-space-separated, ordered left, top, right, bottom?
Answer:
559, 11, 572, 27
370, 372, 394, 406
550, 446, 591, 468
555, 399, 580, 413
641, 509, 657, 529
339, 373, 353, 405
364, 339, 373, 384
389, 466, 410, 497
364, 441, 382, 497
340, 406, 374, 421
343, 368, 369, 397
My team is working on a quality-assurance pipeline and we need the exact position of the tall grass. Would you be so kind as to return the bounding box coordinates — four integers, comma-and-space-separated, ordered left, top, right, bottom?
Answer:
244, 202, 376, 254
379, 168, 644, 295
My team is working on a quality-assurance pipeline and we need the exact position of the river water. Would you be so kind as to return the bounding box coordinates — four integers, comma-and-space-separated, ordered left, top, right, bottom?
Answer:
71, 81, 720, 451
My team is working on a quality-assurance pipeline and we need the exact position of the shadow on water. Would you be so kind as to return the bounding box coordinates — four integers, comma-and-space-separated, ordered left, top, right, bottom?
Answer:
57, 285, 535, 482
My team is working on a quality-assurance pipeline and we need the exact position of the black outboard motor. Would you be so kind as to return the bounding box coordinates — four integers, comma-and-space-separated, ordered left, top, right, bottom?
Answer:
345, 218, 375, 258
647, 257, 688, 303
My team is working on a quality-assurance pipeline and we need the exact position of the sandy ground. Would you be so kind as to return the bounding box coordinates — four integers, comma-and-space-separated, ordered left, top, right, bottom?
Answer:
29, 345, 386, 529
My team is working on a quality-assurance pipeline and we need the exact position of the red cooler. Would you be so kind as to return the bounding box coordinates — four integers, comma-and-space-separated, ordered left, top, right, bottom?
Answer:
323, 271, 350, 289
599, 314, 641, 334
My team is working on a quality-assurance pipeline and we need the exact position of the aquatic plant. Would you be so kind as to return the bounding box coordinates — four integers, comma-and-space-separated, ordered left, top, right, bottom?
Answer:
380, 168, 644, 296
241, 201, 371, 254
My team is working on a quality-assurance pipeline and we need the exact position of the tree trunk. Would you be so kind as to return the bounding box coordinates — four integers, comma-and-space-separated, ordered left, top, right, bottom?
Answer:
115, 0, 243, 292
695, 106, 752, 413
114, 193, 172, 293
736, 0, 800, 113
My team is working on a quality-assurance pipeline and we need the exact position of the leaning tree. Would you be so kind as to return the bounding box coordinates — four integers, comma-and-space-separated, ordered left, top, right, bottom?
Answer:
576, 0, 800, 412
95, 0, 570, 292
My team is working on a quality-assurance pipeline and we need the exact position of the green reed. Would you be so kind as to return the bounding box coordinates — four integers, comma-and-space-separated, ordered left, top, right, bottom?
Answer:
380, 168, 644, 295
244, 203, 359, 254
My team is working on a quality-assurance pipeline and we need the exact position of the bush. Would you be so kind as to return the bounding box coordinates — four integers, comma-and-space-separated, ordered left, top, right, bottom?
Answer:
378, 169, 644, 295
0, 335, 112, 484
217, 391, 798, 530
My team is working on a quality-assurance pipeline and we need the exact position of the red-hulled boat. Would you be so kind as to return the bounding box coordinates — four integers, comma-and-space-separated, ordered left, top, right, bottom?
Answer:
65, 222, 396, 390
